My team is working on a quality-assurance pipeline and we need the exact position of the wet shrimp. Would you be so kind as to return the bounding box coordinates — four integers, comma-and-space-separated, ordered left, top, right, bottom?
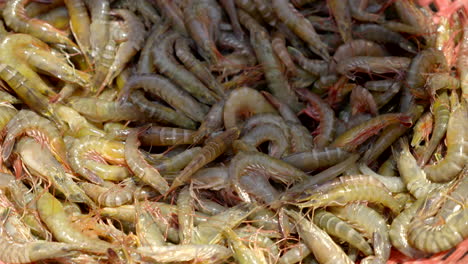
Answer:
168, 127, 240, 193
294, 175, 402, 214
337, 56, 412, 79
64, 0, 91, 59
282, 147, 351, 172
296, 88, 336, 148
86, 0, 110, 60
271, 31, 298, 76
3, 0, 80, 53
125, 127, 169, 194
328, 0, 352, 42
352, 23, 417, 54
286, 210, 354, 264
233, 123, 290, 158
417, 92, 450, 165
151, 31, 219, 105
272, 0, 330, 60
118, 74, 208, 123
424, 101, 468, 182
80, 179, 136, 207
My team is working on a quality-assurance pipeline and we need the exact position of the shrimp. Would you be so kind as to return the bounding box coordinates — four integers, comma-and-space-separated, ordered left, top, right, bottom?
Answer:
358, 163, 406, 193
137, 244, 231, 263
97, 9, 146, 94
296, 88, 336, 149
272, 0, 330, 60
68, 96, 144, 122
64, 0, 90, 58
68, 135, 126, 184
125, 127, 169, 194
294, 175, 402, 214
152, 147, 202, 174
177, 186, 194, 245
406, 49, 448, 99
119, 74, 208, 123
352, 23, 417, 54
135, 201, 166, 247
408, 204, 468, 254
219, 0, 244, 40
90, 37, 117, 93
223, 86, 277, 129
424, 102, 468, 182
2, 109, 69, 170
151, 31, 219, 105
313, 209, 373, 256
86, 0, 110, 60
389, 197, 428, 259
330, 113, 412, 152
229, 151, 308, 203
129, 91, 197, 130
328, 0, 352, 42
3, 0, 80, 53
168, 128, 240, 193
224, 227, 268, 264
286, 210, 354, 264
330, 203, 391, 263
174, 37, 225, 98
417, 92, 449, 165
192, 203, 255, 245
337, 56, 411, 78
330, 39, 387, 73
287, 47, 328, 76
37, 191, 112, 253
0, 236, 85, 264
282, 147, 351, 172
138, 126, 196, 146
234, 123, 290, 158
15, 137, 95, 207
80, 179, 136, 207
135, 0, 160, 25
272, 31, 298, 76
182, 0, 223, 64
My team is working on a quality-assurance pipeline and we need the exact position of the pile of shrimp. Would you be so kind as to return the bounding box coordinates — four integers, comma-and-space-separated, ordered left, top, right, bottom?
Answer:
0, 0, 466, 263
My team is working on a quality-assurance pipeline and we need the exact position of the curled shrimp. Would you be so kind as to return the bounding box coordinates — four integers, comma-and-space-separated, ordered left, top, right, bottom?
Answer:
272, 0, 330, 60
223, 86, 277, 129
233, 123, 290, 158
348, 0, 384, 23
296, 88, 336, 149
168, 127, 240, 193
2, 109, 69, 170
68, 135, 127, 184
229, 151, 308, 203
423, 101, 468, 182
125, 127, 169, 194
3, 0, 80, 53
80, 179, 136, 207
